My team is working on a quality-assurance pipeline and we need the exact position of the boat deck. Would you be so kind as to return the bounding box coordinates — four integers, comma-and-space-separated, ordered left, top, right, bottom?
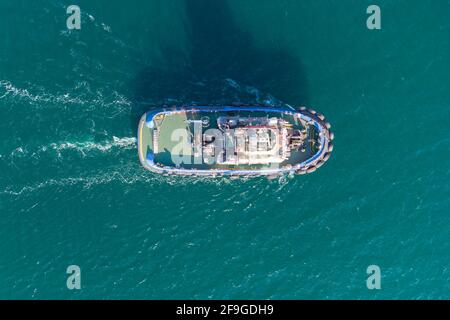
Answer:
139, 108, 320, 173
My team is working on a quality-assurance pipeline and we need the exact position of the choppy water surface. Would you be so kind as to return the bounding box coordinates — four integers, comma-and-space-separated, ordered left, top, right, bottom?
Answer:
0, 0, 449, 299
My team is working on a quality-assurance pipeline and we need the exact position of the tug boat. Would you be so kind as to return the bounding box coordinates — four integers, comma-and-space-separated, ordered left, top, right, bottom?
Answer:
137, 105, 334, 177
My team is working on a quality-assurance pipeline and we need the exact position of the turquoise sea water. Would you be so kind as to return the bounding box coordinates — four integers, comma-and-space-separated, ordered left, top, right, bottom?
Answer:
0, 0, 449, 299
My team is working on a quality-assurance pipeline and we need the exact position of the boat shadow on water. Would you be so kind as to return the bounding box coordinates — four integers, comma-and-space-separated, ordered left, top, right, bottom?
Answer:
130, 0, 309, 135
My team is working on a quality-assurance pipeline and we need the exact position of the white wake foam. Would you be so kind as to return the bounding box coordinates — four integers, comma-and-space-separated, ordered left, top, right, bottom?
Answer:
2, 137, 137, 161
47, 136, 137, 154
0, 80, 132, 110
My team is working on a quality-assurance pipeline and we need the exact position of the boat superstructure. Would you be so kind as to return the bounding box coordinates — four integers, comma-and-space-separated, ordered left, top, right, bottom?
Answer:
138, 106, 334, 176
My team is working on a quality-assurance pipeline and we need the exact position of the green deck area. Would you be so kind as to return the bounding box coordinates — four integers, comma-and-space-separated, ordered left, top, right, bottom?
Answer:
155, 112, 191, 166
